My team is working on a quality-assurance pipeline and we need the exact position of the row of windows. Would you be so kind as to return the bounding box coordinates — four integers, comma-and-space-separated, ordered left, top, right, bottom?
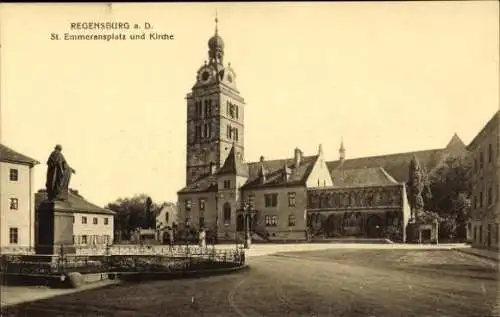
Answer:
226, 125, 239, 141
184, 192, 296, 213
193, 100, 240, 121
472, 223, 499, 245
265, 192, 296, 208
473, 142, 497, 173
195, 99, 213, 118
78, 216, 110, 225
264, 215, 296, 227
472, 185, 498, 210
194, 123, 212, 141
184, 192, 296, 214
73, 234, 112, 245
227, 101, 239, 119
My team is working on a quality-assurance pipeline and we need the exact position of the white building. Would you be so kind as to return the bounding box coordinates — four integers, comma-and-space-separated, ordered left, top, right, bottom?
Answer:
35, 189, 116, 247
0, 144, 40, 251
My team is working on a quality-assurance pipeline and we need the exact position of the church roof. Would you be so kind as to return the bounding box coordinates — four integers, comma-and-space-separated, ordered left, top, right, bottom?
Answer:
35, 189, 116, 215
177, 175, 218, 194
327, 148, 444, 184
0, 143, 40, 166
217, 144, 248, 177
327, 134, 467, 184
241, 155, 319, 189
331, 167, 399, 188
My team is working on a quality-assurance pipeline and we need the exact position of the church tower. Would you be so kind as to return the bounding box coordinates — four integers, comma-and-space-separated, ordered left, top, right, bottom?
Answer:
185, 15, 246, 186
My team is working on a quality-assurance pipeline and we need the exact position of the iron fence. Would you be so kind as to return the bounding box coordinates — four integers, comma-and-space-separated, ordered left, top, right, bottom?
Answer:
0, 244, 245, 276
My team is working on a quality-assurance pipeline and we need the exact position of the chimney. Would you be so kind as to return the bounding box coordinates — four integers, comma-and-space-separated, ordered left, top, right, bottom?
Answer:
209, 162, 216, 175
260, 155, 265, 162
294, 148, 302, 168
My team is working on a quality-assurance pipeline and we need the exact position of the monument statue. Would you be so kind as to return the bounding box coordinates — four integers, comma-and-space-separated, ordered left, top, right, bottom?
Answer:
45, 145, 76, 201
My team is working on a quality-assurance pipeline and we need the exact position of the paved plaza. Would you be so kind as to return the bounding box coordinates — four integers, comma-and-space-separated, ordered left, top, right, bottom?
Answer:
1, 244, 498, 317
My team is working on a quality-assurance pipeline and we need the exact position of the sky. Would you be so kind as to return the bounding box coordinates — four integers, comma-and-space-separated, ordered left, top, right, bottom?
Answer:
1, 2, 498, 207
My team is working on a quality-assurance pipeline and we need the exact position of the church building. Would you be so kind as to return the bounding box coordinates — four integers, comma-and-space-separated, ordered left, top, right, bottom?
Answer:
177, 18, 467, 243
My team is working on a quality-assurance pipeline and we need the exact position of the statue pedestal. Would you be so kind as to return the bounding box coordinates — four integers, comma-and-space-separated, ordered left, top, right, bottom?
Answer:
35, 200, 76, 255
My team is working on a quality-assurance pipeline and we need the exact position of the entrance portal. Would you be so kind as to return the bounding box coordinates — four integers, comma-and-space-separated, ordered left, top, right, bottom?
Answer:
366, 214, 384, 238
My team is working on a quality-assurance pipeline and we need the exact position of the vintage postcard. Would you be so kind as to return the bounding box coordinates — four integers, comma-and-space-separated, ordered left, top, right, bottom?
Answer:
0, 2, 498, 316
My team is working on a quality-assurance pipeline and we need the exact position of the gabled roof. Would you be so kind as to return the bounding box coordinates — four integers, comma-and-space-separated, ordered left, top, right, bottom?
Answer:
177, 174, 218, 194
327, 134, 467, 184
327, 148, 444, 184
467, 110, 499, 151
35, 189, 115, 215
218, 144, 249, 177
241, 155, 319, 189
331, 167, 399, 188
0, 143, 40, 166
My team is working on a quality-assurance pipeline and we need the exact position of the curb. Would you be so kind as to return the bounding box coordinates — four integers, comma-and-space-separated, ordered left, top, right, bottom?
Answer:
116, 264, 250, 282
453, 248, 500, 263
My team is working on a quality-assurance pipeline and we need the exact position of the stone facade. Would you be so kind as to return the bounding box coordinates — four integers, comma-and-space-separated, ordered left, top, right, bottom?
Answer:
0, 144, 39, 251
467, 111, 500, 250
177, 18, 467, 243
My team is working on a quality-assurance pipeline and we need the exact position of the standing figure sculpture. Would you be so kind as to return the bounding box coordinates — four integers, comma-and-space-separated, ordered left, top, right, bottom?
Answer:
46, 145, 76, 201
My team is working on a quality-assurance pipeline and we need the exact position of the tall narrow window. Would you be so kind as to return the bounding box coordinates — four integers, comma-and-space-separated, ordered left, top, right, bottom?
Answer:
265, 215, 271, 226
479, 151, 484, 169
488, 187, 492, 205
479, 192, 483, 208
488, 144, 493, 163
9, 198, 18, 210
9, 169, 18, 181
82, 216, 87, 224
199, 198, 206, 211
288, 192, 296, 207
235, 106, 239, 119
271, 216, 278, 226
234, 128, 239, 141
93, 217, 98, 225
9, 228, 18, 244
223, 203, 231, 225
185, 199, 192, 212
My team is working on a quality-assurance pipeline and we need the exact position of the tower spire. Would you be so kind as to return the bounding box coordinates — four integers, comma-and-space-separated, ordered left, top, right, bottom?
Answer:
339, 137, 346, 161
215, 10, 219, 35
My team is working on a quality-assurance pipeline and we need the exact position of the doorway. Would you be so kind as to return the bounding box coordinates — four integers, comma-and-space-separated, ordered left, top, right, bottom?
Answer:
366, 214, 383, 238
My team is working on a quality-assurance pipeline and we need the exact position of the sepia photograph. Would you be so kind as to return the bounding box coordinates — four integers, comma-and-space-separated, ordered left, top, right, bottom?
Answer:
0, 2, 499, 316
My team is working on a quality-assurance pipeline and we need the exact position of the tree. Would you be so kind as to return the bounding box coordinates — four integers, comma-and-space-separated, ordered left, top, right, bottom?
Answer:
407, 156, 431, 220
105, 194, 164, 241
426, 155, 472, 240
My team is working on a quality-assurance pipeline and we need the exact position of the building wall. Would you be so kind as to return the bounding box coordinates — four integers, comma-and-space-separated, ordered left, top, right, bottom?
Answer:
468, 119, 500, 250
0, 162, 36, 249
72, 212, 114, 245
242, 186, 307, 241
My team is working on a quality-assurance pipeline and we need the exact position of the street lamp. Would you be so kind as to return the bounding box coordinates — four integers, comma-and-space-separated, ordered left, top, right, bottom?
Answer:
185, 217, 191, 251
215, 193, 224, 246
240, 200, 255, 249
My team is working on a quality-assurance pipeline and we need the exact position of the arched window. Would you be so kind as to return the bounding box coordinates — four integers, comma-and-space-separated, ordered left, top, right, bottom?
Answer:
223, 203, 231, 225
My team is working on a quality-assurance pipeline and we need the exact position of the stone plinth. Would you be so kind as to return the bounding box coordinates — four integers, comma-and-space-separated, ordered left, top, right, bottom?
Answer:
406, 221, 439, 244
35, 200, 76, 255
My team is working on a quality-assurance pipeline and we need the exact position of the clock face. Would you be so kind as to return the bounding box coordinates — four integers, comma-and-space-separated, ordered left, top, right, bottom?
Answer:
198, 67, 214, 84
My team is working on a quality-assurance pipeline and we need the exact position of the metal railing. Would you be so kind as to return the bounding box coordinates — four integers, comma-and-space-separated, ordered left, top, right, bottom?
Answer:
0, 244, 245, 276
